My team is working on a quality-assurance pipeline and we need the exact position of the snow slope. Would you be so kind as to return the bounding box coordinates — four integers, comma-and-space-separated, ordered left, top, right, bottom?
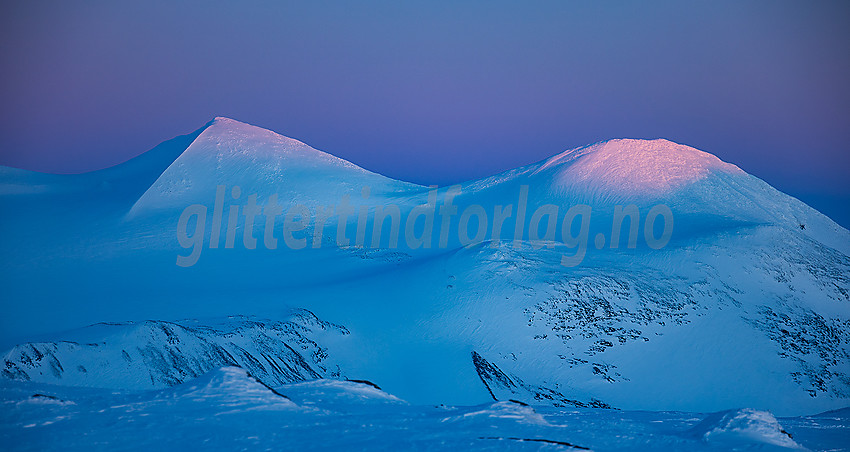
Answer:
1, 118, 848, 421
4, 366, 847, 451
129, 117, 422, 215
460, 138, 849, 253
2, 310, 348, 389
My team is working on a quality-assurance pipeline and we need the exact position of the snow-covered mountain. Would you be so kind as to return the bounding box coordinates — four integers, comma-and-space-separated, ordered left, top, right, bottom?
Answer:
1, 117, 848, 418
129, 117, 421, 215
2, 310, 348, 389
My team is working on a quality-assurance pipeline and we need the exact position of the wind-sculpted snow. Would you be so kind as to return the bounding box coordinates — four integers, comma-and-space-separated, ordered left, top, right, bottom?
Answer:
688, 408, 803, 449
2, 310, 349, 390
277, 378, 407, 410
156, 366, 299, 411
3, 367, 846, 451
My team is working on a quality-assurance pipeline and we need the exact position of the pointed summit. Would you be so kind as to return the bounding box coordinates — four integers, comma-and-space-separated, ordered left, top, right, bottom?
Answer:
194, 117, 361, 168
129, 118, 421, 214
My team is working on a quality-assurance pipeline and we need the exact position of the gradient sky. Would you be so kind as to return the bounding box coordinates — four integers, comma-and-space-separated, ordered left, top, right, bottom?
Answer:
1, 1, 849, 226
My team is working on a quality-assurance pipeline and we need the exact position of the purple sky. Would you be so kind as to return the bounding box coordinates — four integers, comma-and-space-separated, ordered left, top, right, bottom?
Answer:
1, 1, 848, 226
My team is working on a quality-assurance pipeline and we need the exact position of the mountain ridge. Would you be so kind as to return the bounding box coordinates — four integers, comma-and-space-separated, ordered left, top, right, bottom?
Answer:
1, 118, 848, 416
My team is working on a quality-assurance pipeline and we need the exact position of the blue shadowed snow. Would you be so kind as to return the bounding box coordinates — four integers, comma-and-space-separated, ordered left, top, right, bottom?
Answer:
1, 118, 849, 450
2, 366, 846, 451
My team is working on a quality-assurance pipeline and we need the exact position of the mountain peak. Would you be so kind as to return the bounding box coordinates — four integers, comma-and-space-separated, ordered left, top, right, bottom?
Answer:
128, 117, 420, 214
536, 138, 744, 196
200, 117, 310, 148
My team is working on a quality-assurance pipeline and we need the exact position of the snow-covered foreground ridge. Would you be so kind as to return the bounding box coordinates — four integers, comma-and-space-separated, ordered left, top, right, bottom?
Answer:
1, 117, 849, 421
6, 365, 849, 451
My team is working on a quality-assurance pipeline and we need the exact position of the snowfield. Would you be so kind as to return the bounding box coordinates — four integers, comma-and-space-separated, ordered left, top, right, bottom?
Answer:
2, 366, 848, 451
1, 117, 848, 450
